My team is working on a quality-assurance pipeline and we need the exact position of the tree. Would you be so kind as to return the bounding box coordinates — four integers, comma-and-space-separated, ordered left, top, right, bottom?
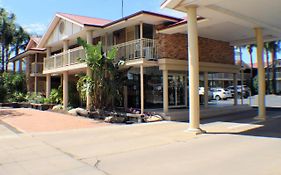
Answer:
0, 8, 29, 72
77, 38, 129, 110
268, 41, 280, 94
11, 26, 29, 56
0, 8, 16, 72
246, 44, 255, 94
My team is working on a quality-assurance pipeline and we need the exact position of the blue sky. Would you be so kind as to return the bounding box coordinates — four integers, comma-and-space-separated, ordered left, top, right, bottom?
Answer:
0, 0, 184, 35
1, 0, 279, 64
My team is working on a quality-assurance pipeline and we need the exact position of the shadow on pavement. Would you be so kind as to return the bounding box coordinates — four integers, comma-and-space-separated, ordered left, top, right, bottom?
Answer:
0, 110, 24, 119
205, 108, 281, 139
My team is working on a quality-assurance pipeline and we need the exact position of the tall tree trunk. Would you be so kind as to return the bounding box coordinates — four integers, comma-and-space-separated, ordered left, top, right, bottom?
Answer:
1, 45, 5, 72
266, 50, 270, 94
5, 47, 9, 71
271, 48, 277, 94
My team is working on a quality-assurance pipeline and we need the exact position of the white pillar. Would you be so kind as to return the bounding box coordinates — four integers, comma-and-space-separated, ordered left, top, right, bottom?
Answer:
46, 74, 51, 97
186, 6, 202, 133
255, 28, 266, 120
63, 71, 69, 110
204, 72, 209, 108
233, 73, 238, 106
140, 65, 144, 114
163, 69, 169, 113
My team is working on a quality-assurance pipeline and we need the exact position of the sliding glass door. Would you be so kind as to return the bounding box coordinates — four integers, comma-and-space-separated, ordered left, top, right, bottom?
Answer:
168, 74, 186, 108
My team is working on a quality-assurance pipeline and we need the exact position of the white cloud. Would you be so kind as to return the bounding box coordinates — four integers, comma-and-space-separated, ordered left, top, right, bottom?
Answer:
23, 23, 47, 35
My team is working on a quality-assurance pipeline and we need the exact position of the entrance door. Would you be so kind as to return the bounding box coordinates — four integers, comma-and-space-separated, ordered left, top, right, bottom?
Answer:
168, 74, 186, 108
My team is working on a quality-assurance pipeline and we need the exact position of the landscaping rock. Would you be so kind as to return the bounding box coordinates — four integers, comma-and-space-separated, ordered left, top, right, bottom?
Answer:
52, 104, 63, 111
68, 108, 89, 117
143, 115, 163, 122
104, 116, 113, 123
111, 116, 126, 123
68, 108, 78, 116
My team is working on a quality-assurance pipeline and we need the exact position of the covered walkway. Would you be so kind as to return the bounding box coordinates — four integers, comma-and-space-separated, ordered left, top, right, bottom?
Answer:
161, 0, 281, 133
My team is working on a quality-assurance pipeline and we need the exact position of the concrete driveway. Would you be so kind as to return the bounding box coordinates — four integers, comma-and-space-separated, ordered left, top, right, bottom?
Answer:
0, 107, 281, 175
0, 108, 106, 132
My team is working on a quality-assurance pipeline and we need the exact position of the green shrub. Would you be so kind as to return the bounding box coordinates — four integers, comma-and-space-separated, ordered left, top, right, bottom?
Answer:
26, 92, 47, 104
45, 87, 63, 104
8, 92, 27, 102
0, 72, 27, 102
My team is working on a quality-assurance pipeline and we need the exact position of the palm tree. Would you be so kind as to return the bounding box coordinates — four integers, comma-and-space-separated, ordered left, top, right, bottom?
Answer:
264, 42, 271, 94
11, 26, 29, 56
246, 44, 255, 94
0, 8, 16, 72
268, 41, 280, 94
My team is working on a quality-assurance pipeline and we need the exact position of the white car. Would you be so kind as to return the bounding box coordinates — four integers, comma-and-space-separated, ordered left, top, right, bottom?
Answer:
225, 85, 250, 98
211, 88, 232, 100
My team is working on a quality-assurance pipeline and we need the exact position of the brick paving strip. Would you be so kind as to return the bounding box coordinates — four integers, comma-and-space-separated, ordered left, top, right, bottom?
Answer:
0, 108, 108, 133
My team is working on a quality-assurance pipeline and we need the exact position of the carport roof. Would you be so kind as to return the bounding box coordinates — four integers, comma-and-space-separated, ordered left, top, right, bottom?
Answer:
161, 0, 281, 46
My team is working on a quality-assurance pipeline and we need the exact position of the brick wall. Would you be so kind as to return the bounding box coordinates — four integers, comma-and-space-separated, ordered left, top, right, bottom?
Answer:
156, 33, 234, 64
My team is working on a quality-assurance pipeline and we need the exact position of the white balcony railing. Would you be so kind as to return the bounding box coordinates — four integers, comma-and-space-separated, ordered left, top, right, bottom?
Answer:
112, 38, 157, 61
31, 62, 43, 74
208, 73, 251, 80
43, 39, 157, 71
44, 46, 85, 71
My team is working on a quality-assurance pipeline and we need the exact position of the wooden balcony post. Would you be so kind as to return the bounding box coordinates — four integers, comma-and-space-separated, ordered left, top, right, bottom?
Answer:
63, 40, 69, 66
140, 22, 143, 58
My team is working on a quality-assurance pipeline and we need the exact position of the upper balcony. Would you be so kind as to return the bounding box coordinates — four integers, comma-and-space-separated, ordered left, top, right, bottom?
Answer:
43, 46, 87, 74
43, 38, 157, 73
113, 38, 157, 61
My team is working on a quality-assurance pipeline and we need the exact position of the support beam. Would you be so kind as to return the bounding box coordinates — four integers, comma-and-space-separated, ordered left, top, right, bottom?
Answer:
240, 68, 244, 105
34, 53, 39, 93
233, 73, 238, 105
63, 40, 69, 65
13, 61, 16, 72
46, 74, 51, 97
255, 28, 266, 120
186, 6, 202, 134
34, 77, 38, 94
140, 22, 143, 58
63, 71, 69, 111
140, 65, 144, 114
46, 48, 52, 98
163, 69, 169, 113
25, 56, 31, 92
19, 59, 22, 72
204, 72, 209, 108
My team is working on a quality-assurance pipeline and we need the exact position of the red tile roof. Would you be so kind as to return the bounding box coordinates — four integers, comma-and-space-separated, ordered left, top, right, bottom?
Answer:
57, 13, 112, 26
